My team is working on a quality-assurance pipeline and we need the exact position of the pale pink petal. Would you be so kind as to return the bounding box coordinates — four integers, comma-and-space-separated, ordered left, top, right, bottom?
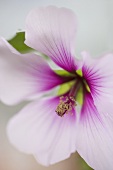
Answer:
81, 51, 113, 103
0, 38, 63, 105
7, 97, 77, 165
76, 92, 113, 170
25, 6, 78, 72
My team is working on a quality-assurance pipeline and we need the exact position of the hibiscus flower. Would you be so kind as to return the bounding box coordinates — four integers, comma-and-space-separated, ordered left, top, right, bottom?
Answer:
0, 6, 113, 170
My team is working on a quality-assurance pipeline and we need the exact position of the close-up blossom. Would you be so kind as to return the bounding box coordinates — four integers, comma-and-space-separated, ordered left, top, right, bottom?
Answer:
0, 6, 113, 170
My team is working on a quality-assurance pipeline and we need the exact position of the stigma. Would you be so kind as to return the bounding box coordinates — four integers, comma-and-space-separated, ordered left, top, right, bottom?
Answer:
55, 96, 77, 117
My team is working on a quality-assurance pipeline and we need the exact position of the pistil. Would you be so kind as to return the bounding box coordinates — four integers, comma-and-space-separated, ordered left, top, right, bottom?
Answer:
55, 96, 77, 117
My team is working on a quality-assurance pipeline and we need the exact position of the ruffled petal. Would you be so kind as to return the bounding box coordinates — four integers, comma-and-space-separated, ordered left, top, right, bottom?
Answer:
0, 38, 63, 105
25, 6, 78, 72
76, 92, 113, 170
7, 97, 77, 166
81, 51, 113, 103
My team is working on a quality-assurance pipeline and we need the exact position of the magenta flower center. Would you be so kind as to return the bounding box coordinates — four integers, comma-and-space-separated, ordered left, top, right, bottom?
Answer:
56, 70, 90, 117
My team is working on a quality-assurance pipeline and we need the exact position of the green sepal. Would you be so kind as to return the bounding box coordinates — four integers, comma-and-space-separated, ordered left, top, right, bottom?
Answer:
8, 32, 33, 53
54, 69, 74, 77
76, 86, 84, 105
55, 70, 75, 95
76, 69, 83, 77
78, 154, 93, 170
57, 81, 75, 96
83, 80, 91, 92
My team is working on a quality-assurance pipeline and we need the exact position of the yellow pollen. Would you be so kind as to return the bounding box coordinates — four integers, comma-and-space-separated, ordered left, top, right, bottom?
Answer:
55, 96, 77, 117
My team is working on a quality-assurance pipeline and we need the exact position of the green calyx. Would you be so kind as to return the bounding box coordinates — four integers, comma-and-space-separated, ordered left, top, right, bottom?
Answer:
76, 69, 83, 77
57, 81, 75, 96
8, 32, 33, 53
55, 69, 90, 106
54, 69, 75, 77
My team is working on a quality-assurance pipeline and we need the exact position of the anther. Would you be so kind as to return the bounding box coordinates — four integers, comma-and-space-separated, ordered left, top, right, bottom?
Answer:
55, 96, 77, 117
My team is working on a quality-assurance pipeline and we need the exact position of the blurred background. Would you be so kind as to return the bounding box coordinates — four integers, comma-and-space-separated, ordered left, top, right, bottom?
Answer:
0, 0, 113, 169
